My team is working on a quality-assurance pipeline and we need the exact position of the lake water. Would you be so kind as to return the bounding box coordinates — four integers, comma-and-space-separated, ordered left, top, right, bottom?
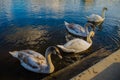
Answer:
0, 0, 120, 80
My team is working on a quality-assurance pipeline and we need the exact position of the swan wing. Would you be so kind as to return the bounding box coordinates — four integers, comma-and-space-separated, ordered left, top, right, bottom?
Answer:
57, 45, 76, 53
16, 50, 48, 73
87, 14, 104, 22
21, 50, 45, 58
74, 24, 85, 32
64, 38, 91, 53
65, 22, 87, 37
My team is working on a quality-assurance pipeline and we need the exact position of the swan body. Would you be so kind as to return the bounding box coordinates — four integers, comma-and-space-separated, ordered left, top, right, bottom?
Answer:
64, 21, 95, 37
9, 46, 62, 73
57, 31, 95, 53
87, 7, 107, 23
87, 14, 104, 23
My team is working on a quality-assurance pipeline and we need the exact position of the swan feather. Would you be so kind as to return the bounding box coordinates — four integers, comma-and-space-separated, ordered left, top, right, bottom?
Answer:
65, 21, 89, 37
57, 38, 91, 53
87, 14, 104, 22
12, 50, 48, 73
9, 48, 62, 73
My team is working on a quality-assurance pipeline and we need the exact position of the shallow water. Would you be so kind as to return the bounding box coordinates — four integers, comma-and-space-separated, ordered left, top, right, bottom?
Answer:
0, 0, 120, 80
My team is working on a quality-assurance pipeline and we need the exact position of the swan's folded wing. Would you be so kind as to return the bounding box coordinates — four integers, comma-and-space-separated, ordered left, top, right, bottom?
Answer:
18, 51, 46, 67
88, 14, 103, 22
57, 45, 76, 53
21, 55, 47, 71
25, 56, 39, 68
64, 39, 91, 52
22, 50, 45, 58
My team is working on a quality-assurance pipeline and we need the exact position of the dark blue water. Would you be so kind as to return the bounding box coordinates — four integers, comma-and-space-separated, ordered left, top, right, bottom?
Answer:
0, 0, 120, 80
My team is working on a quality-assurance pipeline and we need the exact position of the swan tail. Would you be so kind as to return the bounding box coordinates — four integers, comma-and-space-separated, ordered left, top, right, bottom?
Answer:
9, 51, 18, 58
86, 16, 89, 19
64, 21, 69, 26
9, 51, 14, 55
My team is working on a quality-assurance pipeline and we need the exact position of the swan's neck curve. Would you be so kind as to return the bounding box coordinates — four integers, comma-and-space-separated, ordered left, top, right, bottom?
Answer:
45, 50, 54, 73
101, 9, 106, 19
86, 32, 93, 44
84, 23, 95, 35
84, 24, 89, 35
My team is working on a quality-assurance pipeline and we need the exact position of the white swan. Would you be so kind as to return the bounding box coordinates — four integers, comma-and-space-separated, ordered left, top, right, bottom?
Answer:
9, 46, 62, 73
64, 21, 95, 37
57, 31, 95, 53
86, 7, 107, 26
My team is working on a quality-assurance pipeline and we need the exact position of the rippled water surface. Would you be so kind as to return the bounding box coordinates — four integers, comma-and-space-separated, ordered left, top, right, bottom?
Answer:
0, 0, 120, 80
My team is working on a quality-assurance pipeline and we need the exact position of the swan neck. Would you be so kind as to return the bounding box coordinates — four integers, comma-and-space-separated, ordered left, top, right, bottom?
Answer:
101, 9, 106, 18
85, 24, 89, 35
87, 33, 92, 44
45, 51, 54, 73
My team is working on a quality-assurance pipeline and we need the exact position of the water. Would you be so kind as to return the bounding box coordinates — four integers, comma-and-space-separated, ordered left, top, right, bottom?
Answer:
0, 0, 120, 80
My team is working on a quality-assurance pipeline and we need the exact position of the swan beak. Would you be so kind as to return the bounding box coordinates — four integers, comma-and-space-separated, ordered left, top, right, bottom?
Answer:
56, 50, 62, 59
58, 54, 63, 59
90, 31, 95, 37
54, 46, 63, 59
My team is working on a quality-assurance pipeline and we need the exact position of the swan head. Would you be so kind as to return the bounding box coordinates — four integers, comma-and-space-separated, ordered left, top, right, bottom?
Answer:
46, 46, 62, 59
89, 31, 95, 37
103, 7, 108, 11
9, 51, 19, 58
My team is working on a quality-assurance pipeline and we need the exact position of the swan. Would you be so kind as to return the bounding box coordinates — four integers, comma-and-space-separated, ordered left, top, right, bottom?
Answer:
64, 21, 95, 37
57, 31, 95, 53
9, 46, 62, 73
86, 7, 107, 29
